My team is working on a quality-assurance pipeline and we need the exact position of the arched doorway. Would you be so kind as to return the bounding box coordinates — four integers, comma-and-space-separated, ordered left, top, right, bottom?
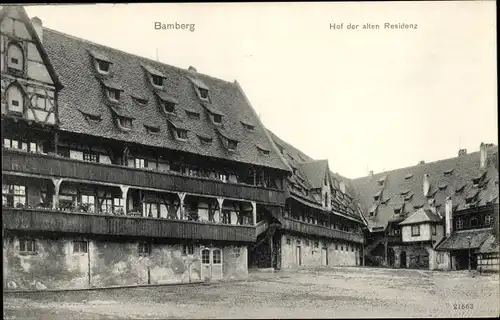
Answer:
388, 248, 395, 267
400, 251, 407, 268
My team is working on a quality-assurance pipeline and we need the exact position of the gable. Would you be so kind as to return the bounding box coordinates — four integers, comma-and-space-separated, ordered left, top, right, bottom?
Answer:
0, 5, 62, 126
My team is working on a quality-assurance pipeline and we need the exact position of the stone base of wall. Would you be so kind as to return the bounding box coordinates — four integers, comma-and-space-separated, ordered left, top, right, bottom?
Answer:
3, 234, 248, 291
391, 243, 433, 270
280, 233, 361, 269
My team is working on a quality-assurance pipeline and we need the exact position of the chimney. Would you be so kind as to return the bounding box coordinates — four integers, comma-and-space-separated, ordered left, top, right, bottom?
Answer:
188, 66, 197, 73
480, 142, 488, 169
418, 160, 425, 165
423, 173, 430, 197
445, 197, 453, 237
369, 170, 374, 179
458, 148, 467, 157
31, 17, 43, 42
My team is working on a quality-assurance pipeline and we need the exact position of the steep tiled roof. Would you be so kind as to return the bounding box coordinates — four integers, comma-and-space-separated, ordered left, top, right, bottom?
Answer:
351, 146, 499, 231
41, 28, 290, 172
436, 228, 493, 251
479, 234, 498, 254
267, 130, 362, 222
399, 208, 442, 226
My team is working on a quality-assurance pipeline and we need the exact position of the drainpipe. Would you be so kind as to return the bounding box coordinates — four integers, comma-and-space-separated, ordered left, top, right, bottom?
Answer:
87, 240, 91, 288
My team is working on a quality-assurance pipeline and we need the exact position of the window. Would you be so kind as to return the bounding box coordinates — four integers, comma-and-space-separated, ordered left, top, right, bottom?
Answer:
394, 208, 401, 215
163, 102, 176, 113
182, 244, 194, 255
202, 249, 210, 264
97, 60, 110, 73
395, 228, 401, 235
6, 85, 24, 113
436, 252, 444, 264
101, 198, 113, 214
176, 129, 188, 140
199, 136, 213, 144
7, 43, 24, 71
73, 241, 88, 254
213, 249, 221, 264
227, 139, 238, 151
198, 88, 209, 100
113, 198, 123, 214
335, 244, 338, 250
485, 215, 493, 226
213, 114, 222, 124
314, 241, 319, 248
470, 217, 479, 228
145, 202, 159, 218
432, 225, 437, 235
456, 217, 464, 230
83, 151, 99, 162
19, 239, 36, 254
138, 242, 151, 256
411, 225, 420, 236
80, 195, 95, 212
119, 118, 132, 129
145, 125, 160, 134
134, 158, 146, 169
286, 238, 291, 245
222, 210, 231, 224
2, 184, 26, 207
107, 89, 120, 102
152, 75, 163, 87
242, 123, 255, 131
187, 111, 200, 120
341, 245, 343, 251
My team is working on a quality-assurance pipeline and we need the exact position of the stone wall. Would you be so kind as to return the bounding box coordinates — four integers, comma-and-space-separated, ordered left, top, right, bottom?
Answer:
280, 233, 360, 269
4, 234, 248, 291
391, 243, 433, 270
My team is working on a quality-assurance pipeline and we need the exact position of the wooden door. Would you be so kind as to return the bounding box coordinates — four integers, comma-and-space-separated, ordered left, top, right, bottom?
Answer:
211, 248, 223, 280
201, 248, 211, 279
321, 247, 328, 266
296, 246, 302, 266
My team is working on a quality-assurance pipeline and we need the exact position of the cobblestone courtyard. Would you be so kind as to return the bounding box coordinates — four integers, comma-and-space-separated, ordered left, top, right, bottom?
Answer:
3, 267, 499, 319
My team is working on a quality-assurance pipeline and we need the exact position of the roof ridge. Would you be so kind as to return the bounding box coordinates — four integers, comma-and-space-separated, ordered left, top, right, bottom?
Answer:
352, 149, 488, 181
42, 27, 235, 86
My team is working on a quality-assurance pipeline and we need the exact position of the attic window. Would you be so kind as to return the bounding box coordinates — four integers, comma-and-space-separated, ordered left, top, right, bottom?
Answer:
132, 96, 148, 105
444, 168, 454, 175
186, 111, 200, 120
394, 208, 401, 215
404, 193, 414, 201
176, 129, 188, 140
198, 136, 213, 144
163, 101, 176, 114
374, 195, 380, 201
145, 125, 160, 134
381, 197, 390, 204
119, 117, 132, 129
213, 114, 222, 124
400, 189, 410, 196
455, 184, 466, 193
227, 139, 238, 151
257, 146, 270, 156
242, 122, 255, 131
106, 89, 120, 102
472, 177, 482, 185
152, 75, 164, 87
413, 203, 424, 209
405, 173, 414, 180
438, 183, 447, 190
198, 88, 209, 100
97, 60, 110, 73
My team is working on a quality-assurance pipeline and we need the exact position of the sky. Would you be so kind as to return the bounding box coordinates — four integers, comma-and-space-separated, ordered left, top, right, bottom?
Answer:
23, 2, 497, 179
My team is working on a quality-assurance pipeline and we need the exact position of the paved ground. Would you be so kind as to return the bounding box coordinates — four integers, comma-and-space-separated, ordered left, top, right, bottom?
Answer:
3, 267, 499, 319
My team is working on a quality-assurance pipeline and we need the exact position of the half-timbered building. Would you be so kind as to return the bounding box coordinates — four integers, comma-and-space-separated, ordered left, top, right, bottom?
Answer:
1, 5, 293, 290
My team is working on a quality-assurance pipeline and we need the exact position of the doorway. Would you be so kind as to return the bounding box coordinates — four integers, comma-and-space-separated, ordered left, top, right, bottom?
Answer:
201, 248, 223, 280
296, 246, 302, 266
321, 247, 328, 266
400, 251, 407, 268
388, 248, 395, 267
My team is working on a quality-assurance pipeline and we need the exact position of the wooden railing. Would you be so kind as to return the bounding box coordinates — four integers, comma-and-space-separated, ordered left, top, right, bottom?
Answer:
2, 208, 256, 242
2, 149, 286, 205
281, 217, 364, 243
387, 235, 402, 244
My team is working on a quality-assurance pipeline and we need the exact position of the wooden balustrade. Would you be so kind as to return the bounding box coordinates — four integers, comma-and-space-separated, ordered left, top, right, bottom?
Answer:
282, 217, 364, 243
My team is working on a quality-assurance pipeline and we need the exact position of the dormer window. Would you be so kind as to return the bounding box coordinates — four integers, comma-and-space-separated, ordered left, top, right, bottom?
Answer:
186, 110, 200, 120
107, 89, 120, 102
163, 101, 176, 114
405, 173, 414, 180
199, 88, 209, 100
119, 117, 132, 129
213, 114, 222, 124
198, 135, 213, 144
241, 121, 255, 131
152, 75, 164, 87
394, 208, 401, 215
132, 96, 148, 105
256, 145, 270, 156
227, 139, 238, 151
176, 129, 188, 140
374, 195, 380, 201
145, 125, 160, 134
97, 60, 110, 74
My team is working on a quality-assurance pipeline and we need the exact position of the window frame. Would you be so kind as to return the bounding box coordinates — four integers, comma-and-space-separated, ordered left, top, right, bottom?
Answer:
19, 238, 37, 255
96, 59, 111, 74
411, 225, 421, 236
431, 224, 437, 235
138, 242, 152, 256
73, 240, 88, 254
198, 88, 209, 100
2, 184, 27, 207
